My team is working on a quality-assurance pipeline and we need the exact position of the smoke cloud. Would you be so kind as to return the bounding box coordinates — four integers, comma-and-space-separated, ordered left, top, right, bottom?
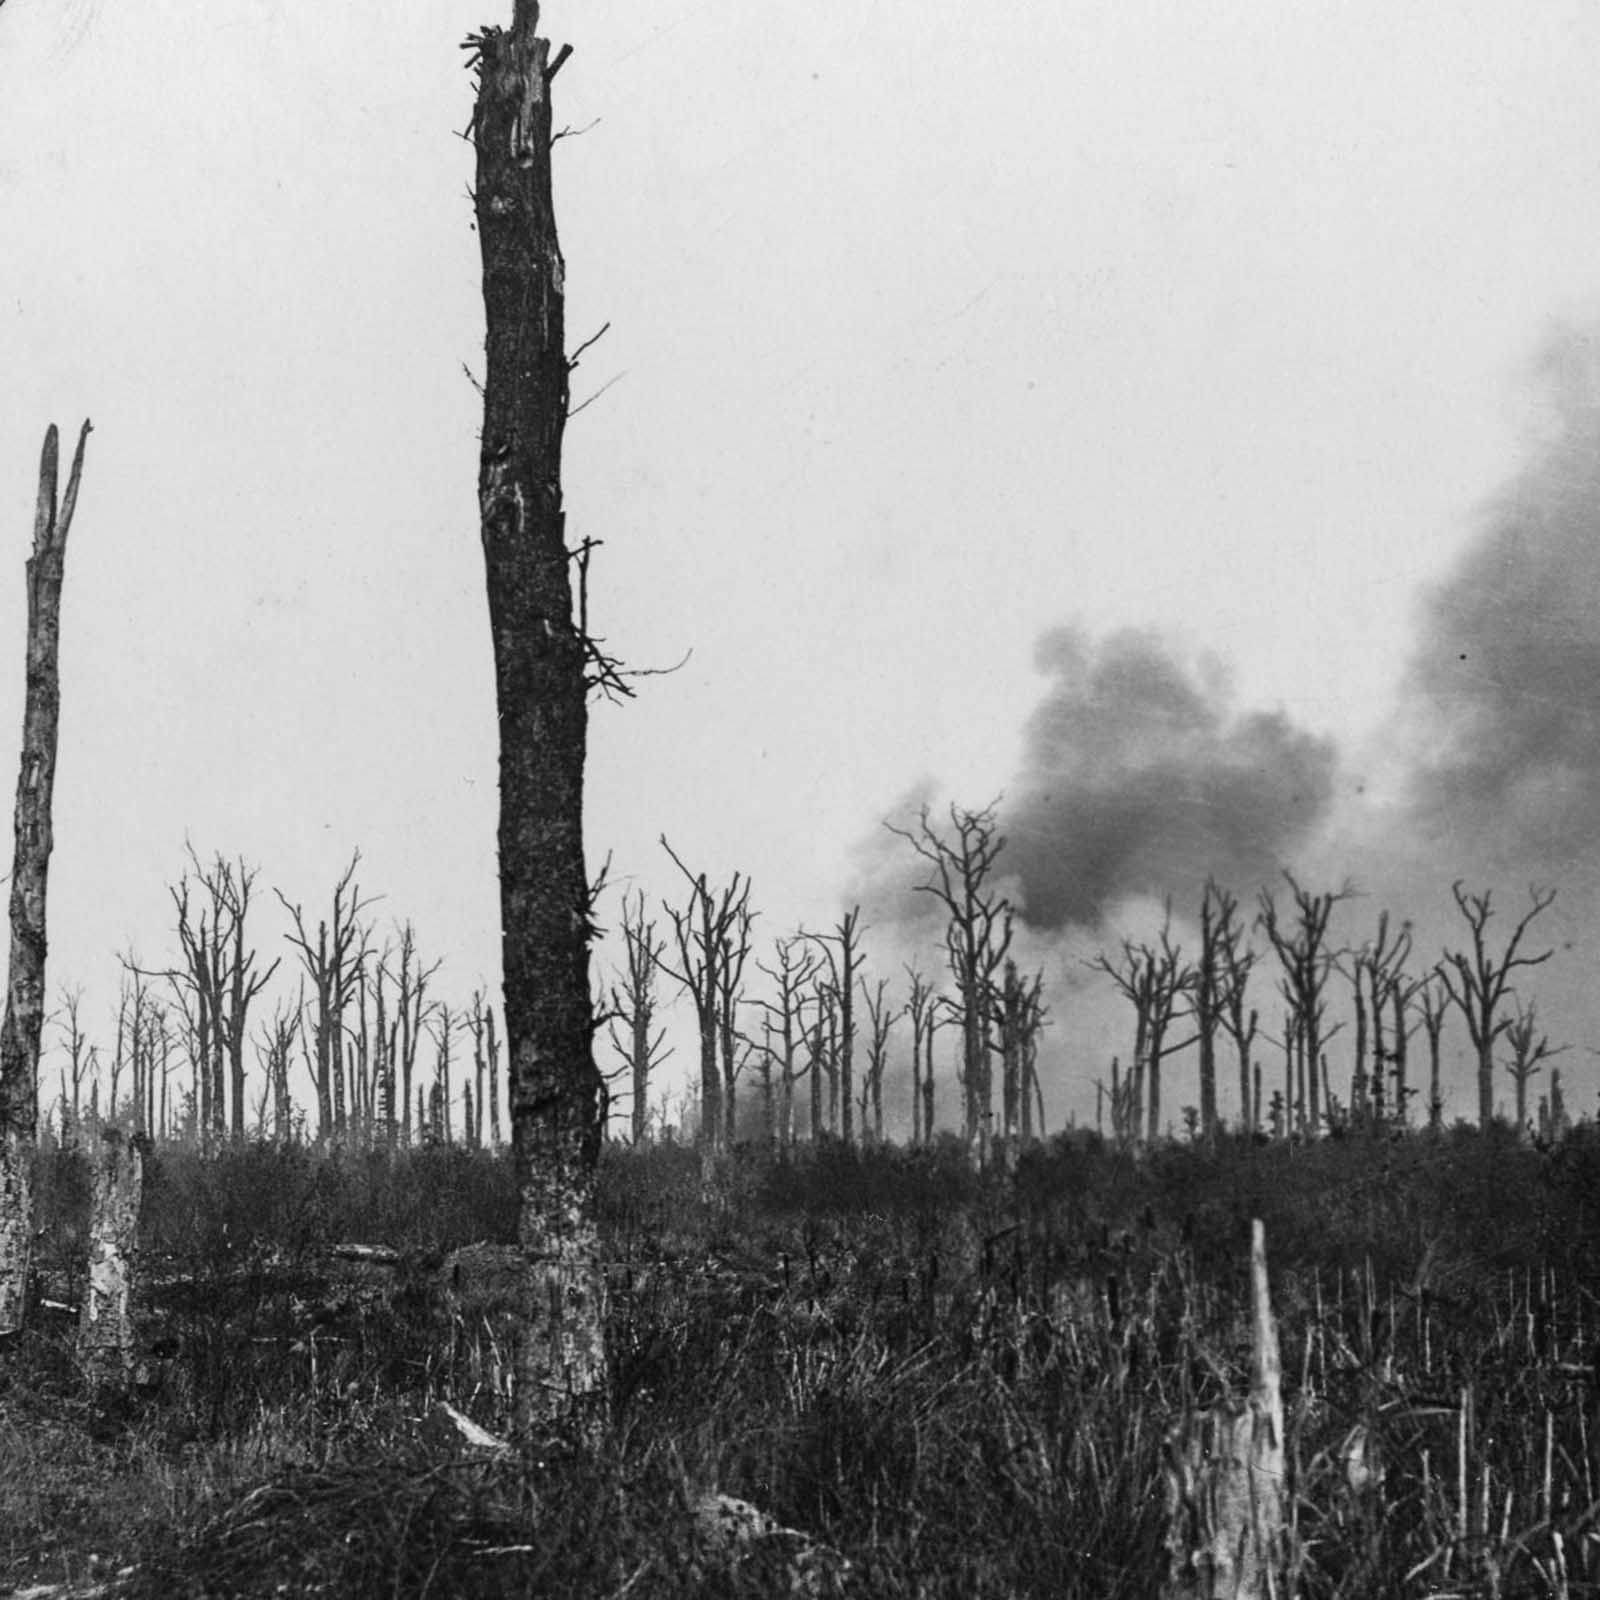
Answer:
1401, 327, 1600, 874
848, 628, 1337, 940
847, 321, 1600, 1132
1003, 628, 1337, 930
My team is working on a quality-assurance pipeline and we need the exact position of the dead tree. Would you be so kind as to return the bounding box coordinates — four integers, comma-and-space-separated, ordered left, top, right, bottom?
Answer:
106, 983, 129, 1120
162, 851, 278, 1143
55, 982, 91, 1145
465, 990, 484, 1147
714, 895, 756, 1146
806, 907, 864, 1147
859, 975, 895, 1144
110, 964, 161, 1135
1216, 917, 1259, 1134
1105, 1056, 1139, 1145
1539, 1067, 1569, 1143
1437, 882, 1557, 1129
1344, 910, 1414, 1127
659, 838, 753, 1152
467, 990, 504, 1147
605, 890, 670, 1145
276, 854, 373, 1144
1091, 909, 1195, 1144
990, 959, 1046, 1146
886, 801, 1012, 1162
903, 966, 940, 1145
1192, 881, 1245, 1140
380, 922, 440, 1146
804, 984, 836, 1142
430, 1003, 456, 1144
218, 857, 278, 1141
471, 0, 610, 1425
256, 1000, 300, 1144
754, 934, 819, 1153
1258, 872, 1351, 1136
464, 990, 488, 1146
1272, 1010, 1302, 1136
0, 420, 88, 1336
349, 959, 377, 1146
1502, 1000, 1566, 1138
163, 859, 227, 1144
149, 849, 275, 1142
1416, 972, 1448, 1130
133, 983, 168, 1140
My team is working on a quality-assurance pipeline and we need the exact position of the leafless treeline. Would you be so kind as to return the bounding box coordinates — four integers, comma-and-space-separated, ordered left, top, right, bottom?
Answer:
44, 819, 1571, 1159
603, 811, 1052, 1162
50, 849, 506, 1153
1095, 871, 1564, 1146
610, 803, 1570, 1160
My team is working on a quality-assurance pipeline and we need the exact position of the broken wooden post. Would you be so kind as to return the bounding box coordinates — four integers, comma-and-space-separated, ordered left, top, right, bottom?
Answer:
1164, 1218, 1286, 1599
77, 1125, 143, 1386
0, 420, 89, 1336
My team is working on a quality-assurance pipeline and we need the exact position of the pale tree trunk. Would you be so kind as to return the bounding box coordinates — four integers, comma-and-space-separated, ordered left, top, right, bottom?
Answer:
1164, 1219, 1286, 1597
0, 422, 88, 1334
472, 1, 606, 1430
77, 1125, 142, 1386
486, 1002, 503, 1146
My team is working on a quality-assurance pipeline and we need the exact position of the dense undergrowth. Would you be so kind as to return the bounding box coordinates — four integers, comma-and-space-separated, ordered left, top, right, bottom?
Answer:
4, 1125, 1600, 1595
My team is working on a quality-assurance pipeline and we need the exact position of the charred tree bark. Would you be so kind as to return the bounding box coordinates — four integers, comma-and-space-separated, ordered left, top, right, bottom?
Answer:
0, 421, 87, 1335
472, 1, 606, 1427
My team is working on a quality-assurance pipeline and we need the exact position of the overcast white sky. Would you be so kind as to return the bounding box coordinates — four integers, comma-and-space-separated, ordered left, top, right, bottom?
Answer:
5, 0, 1600, 1129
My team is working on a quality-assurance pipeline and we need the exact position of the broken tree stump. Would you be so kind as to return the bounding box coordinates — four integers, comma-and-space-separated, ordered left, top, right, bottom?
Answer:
1164, 1218, 1287, 1599
76, 1126, 142, 1386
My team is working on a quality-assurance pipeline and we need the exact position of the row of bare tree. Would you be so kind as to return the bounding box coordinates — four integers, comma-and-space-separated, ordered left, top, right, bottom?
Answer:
603, 798, 1568, 1157
39, 820, 1567, 1159
600, 807, 1050, 1162
1096, 873, 1562, 1144
48, 850, 511, 1153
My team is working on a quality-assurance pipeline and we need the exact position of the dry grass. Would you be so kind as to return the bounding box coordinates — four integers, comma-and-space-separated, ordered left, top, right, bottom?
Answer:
4, 1128, 1600, 1596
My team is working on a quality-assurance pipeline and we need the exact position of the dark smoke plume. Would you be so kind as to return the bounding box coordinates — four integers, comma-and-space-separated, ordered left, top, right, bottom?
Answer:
1002, 627, 1336, 930
1403, 327, 1600, 872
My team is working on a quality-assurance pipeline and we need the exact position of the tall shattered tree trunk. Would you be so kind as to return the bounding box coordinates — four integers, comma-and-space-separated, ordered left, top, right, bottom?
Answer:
0, 422, 87, 1335
472, 2, 606, 1427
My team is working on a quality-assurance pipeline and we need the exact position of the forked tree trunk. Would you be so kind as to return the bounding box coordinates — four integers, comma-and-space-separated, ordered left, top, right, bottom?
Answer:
472, 1, 606, 1428
0, 422, 87, 1334
77, 1125, 142, 1386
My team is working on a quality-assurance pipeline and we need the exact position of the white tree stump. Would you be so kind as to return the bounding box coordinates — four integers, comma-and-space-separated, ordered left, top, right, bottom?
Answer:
1164, 1219, 1286, 1599
76, 1126, 142, 1386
